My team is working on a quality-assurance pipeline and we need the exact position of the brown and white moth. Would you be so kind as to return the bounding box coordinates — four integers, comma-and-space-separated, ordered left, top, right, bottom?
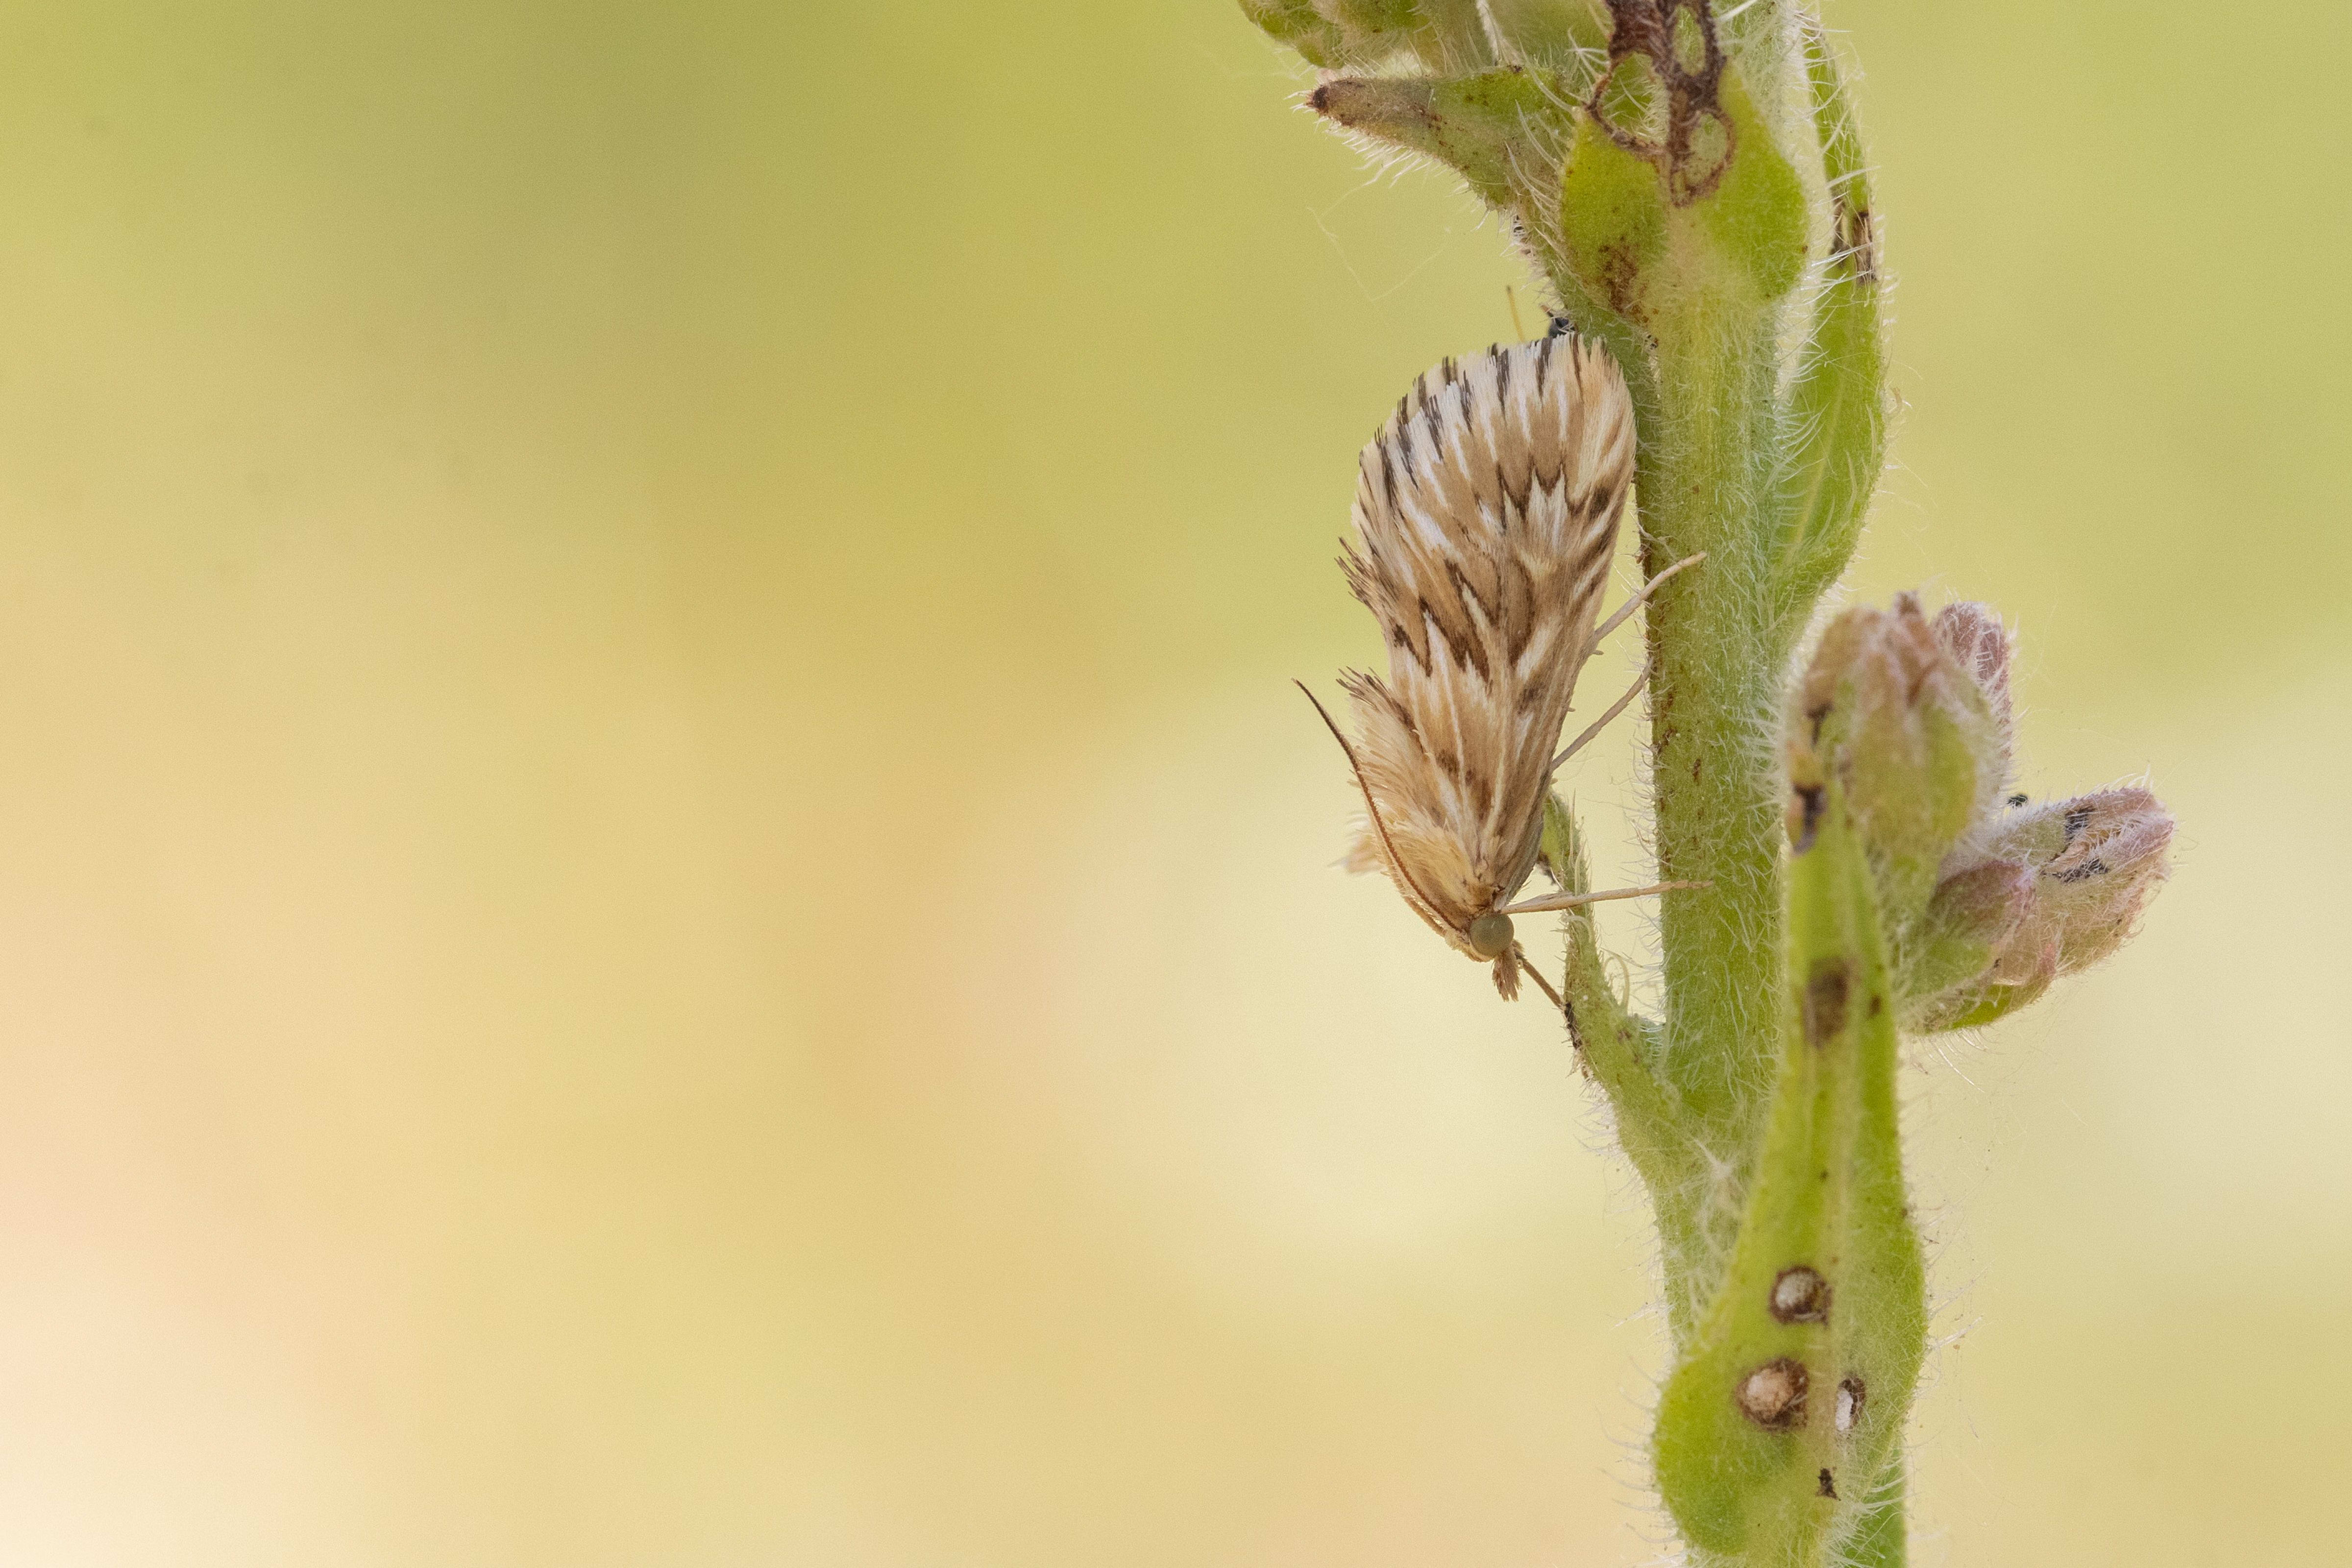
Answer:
1304, 331, 1699, 1002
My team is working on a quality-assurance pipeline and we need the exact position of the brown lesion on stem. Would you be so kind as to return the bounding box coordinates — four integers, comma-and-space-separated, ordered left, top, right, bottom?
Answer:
1789, 782, 1826, 854
1802, 957, 1850, 1046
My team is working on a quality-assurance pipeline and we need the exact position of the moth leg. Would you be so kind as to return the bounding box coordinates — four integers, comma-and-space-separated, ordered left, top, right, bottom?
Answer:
1581, 551, 1707, 661
1495, 880, 1707, 917
1511, 948, 1566, 1009
1549, 653, 1654, 774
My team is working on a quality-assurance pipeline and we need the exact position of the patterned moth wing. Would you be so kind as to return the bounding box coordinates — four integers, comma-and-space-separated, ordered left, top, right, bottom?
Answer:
1338, 333, 1636, 998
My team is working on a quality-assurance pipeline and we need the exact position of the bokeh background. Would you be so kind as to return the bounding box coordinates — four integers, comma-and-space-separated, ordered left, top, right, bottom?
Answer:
2, 2, 2346, 1563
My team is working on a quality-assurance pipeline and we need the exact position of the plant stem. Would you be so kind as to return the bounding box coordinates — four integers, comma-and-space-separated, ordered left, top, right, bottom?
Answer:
1602, 314, 1802, 1329
1238, 6, 1956, 1562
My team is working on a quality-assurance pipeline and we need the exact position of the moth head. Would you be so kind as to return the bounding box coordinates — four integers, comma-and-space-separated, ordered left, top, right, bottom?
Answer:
1466, 910, 1516, 960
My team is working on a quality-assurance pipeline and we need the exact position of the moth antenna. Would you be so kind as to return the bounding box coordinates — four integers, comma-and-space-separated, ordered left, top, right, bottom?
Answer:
1584, 551, 1708, 659
1294, 680, 1460, 936
1494, 879, 1708, 916
1513, 948, 1566, 1010
1505, 282, 1527, 342
1549, 653, 1656, 776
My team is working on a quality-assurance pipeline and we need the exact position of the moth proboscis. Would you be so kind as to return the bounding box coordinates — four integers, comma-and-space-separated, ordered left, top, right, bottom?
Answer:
1307, 333, 1704, 1003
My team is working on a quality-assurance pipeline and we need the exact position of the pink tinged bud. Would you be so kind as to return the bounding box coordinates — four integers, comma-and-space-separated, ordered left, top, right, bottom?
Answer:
1987, 788, 2175, 973
1930, 858, 2035, 935
1898, 859, 2035, 1019
1931, 602, 2016, 811
1930, 603, 2012, 725
1906, 925, 2053, 1032
1908, 788, 2174, 1031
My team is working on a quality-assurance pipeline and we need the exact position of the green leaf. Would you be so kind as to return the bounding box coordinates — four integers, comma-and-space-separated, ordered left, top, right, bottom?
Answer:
1556, 107, 1671, 322
1653, 775, 1925, 1560
1236, 0, 1350, 67
1237, 0, 1501, 72
1695, 66, 1809, 304
1310, 68, 1575, 212
1770, 22, 1891, 630
1550, 38, 1805, 342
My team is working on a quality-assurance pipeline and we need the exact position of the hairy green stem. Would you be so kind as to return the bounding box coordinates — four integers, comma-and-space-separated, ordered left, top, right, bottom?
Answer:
1614, 321, 1804, 1330
1543, 797, 1699, 1204
1641, 324, 1793, 1118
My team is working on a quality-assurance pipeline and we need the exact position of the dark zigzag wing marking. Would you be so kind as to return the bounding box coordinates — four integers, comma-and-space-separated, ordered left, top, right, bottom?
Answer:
1337, 334, 1637, 944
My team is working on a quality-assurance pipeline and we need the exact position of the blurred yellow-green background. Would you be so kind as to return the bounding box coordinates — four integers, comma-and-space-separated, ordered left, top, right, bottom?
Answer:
2, 3, 2346, 1563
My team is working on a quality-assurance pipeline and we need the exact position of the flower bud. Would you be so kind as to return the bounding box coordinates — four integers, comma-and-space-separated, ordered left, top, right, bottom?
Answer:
1897, 858, 2034, 1017
1985, 788, 2174, 972
1930, 602, 2015, 817
1789, 595, 2002, 927
1907, 788, 2174, 1032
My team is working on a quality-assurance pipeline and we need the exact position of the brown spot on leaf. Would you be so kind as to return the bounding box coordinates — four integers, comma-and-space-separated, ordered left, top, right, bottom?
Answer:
1836, 1376, 1866, 1434
1736, 1357, 1809, 1431
1770, 1265, 1831, 1325
1592, 0, 1734, 204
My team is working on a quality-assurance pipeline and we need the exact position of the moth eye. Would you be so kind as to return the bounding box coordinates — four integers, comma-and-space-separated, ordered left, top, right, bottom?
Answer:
1467, 911, 1516, 959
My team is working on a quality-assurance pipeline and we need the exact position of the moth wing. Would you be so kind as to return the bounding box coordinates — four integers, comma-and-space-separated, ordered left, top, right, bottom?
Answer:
1340, 334, 1635, 948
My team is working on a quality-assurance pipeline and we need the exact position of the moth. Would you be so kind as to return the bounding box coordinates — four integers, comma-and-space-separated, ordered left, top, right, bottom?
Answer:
1303, 329, 1700, 1002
